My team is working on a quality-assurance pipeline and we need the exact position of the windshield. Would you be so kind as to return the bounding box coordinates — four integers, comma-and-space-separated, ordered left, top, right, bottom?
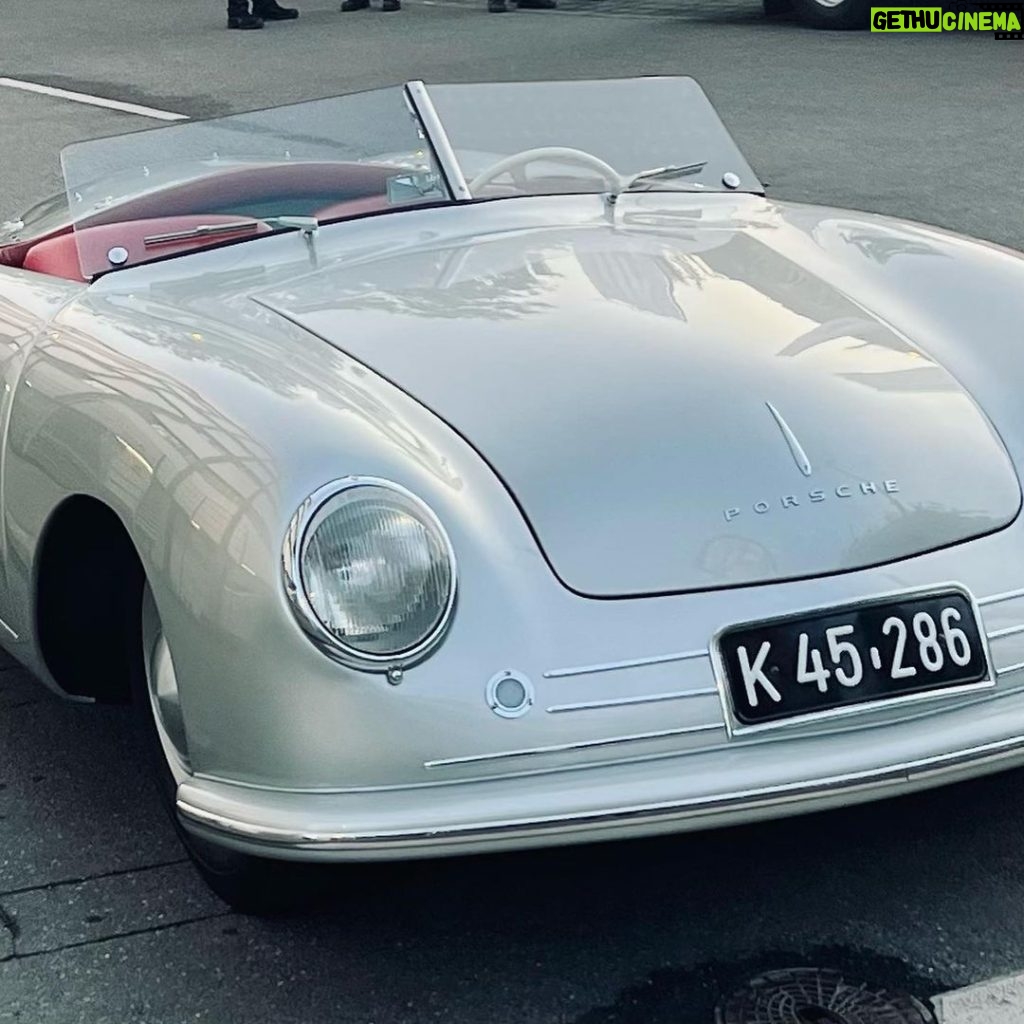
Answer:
61, 86, 449, 279
59, 77, 760, 280
425, 77, 761, 199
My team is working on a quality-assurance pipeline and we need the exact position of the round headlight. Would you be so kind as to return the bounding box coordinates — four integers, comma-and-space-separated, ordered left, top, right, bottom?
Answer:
284, 478, 456, 666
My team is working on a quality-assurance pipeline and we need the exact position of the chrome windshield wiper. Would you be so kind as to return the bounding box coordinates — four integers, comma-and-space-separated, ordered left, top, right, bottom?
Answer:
143, 220, 262, 247
621, 162, 709, 193
142, 215, 319, 248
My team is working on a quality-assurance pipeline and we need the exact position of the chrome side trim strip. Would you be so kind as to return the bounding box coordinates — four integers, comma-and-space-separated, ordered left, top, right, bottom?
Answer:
186, 679, 1024, 796
997, 659, 1024, 677
404, 80, 472, 201
978, 586, 1024, 607
541, 585, 1022, 682
544, 648, 709, 680
987, 622, 1024, 640
422, 722, 723, 769
546, 688, 719, 714
177, 731, 1024, 850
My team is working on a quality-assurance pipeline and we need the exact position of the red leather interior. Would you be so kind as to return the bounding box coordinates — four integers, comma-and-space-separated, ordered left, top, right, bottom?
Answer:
22, 232, 86, 282
23, 215, 273, 281
0, 228, 70, 272
5, 161, 399, 280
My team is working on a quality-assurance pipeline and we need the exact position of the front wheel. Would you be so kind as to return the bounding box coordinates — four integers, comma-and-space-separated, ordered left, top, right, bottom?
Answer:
132, 581, 322, 914
791, 0, 869, 28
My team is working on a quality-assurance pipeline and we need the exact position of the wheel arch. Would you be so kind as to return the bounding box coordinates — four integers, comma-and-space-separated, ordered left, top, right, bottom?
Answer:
34, 494, 145, 702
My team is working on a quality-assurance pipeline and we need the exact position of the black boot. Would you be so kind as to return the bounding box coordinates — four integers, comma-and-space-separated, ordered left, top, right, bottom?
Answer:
382, 0, 401, 10
488, 0, 508, 10
227, 0, 264, 27
252, 0, 299, 18
340, 0, 369, 9
517, 0, 556, 7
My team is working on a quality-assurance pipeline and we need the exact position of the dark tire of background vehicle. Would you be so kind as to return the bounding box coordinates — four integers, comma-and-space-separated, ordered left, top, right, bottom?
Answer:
792, 0, 870, 28
129, 581, 326, 915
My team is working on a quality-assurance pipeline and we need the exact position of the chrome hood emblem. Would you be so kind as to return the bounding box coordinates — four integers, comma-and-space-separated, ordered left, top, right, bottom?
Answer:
723, 402, 899, 522
764, 401, 812, 477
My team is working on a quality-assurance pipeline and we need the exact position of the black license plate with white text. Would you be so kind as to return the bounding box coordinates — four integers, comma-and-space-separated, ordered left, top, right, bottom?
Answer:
717, 589, 989, 727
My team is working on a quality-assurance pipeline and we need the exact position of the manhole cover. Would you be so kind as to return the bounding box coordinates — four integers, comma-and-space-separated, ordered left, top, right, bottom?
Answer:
716, 968, 936, 1024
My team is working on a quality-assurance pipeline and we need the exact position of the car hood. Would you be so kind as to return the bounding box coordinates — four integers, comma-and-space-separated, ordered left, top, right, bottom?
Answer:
259, 209, 1021, 596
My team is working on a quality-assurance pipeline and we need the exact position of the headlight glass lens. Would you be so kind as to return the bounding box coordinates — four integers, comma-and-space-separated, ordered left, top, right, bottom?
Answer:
300, 484, 454, 658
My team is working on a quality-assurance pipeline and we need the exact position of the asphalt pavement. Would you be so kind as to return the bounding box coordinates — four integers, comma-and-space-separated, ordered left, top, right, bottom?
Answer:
2, 1, 1024, 1021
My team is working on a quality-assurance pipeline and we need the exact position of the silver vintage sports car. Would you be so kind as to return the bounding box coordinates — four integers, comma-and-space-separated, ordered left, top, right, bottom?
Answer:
2, 78, 1024, 912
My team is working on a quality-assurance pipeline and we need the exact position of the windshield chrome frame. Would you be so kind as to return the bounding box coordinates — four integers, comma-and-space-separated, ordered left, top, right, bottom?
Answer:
403, 81, 472, 202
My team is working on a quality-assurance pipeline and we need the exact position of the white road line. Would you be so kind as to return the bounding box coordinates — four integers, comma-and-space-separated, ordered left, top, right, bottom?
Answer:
0, 77, 187, 121
934, 970, 1024, 1023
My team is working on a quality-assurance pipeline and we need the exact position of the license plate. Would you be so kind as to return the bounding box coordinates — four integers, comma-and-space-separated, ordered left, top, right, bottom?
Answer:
717, 587, 990, 728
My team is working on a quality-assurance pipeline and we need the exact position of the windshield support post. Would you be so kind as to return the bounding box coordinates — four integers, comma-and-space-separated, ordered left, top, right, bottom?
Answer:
603, 190, 619, 225
404, 81, 472, 202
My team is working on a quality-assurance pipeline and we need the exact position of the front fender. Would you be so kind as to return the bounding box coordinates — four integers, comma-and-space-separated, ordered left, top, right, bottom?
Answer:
3, 279, 554, 785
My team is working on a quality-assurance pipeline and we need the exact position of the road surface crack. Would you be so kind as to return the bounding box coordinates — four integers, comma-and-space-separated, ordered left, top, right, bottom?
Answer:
0, 857, 188, 899
15, 910, 233, 960
0, 900, 19, 958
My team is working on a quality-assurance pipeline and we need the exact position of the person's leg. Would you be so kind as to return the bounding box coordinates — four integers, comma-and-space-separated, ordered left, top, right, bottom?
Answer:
252, 0, 299, 18
227, 0, 264, 29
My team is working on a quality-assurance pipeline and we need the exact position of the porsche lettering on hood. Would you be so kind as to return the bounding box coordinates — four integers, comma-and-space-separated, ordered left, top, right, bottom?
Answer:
722, 402, 903, 521
262, 213, 1022, 597
723, 478, 901, 522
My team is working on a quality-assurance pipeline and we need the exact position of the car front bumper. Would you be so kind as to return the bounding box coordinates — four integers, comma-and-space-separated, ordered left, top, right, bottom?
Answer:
176, 693, 1024, 862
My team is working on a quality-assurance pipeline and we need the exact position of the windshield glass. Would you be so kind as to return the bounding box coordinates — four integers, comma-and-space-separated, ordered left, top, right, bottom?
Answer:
61, 86, 449, 279
426, 77, 761, 199
58, 77, 760, 280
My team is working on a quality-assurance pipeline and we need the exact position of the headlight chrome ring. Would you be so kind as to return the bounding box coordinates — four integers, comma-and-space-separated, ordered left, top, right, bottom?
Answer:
282, 477, 457, 671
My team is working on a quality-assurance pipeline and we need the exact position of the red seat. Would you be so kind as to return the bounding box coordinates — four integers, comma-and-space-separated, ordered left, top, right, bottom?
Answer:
22, 232, 86, 282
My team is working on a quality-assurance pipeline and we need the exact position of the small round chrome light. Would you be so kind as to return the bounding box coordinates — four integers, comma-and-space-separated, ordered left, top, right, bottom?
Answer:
283, 477, 457, 670
486, 670, 534, 718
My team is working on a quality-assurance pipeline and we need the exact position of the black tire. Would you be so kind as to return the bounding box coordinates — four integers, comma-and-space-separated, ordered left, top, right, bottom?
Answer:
792, 0, 869, 28
130, 581, 322, 915
762, 0, 794, 17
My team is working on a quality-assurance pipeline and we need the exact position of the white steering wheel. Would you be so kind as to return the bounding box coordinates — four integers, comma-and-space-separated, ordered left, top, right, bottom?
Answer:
468, 146, 622, 195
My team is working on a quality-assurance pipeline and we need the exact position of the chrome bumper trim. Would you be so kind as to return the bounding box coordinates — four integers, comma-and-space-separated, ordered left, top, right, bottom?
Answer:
422, 721, 724, 769
538, 584, 1024, 684
177, 731, 1024, 852
987, 622, 1024, 640
545, 688, 719, 714
978, 586, 1024, 607
543, 647, 709, 680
